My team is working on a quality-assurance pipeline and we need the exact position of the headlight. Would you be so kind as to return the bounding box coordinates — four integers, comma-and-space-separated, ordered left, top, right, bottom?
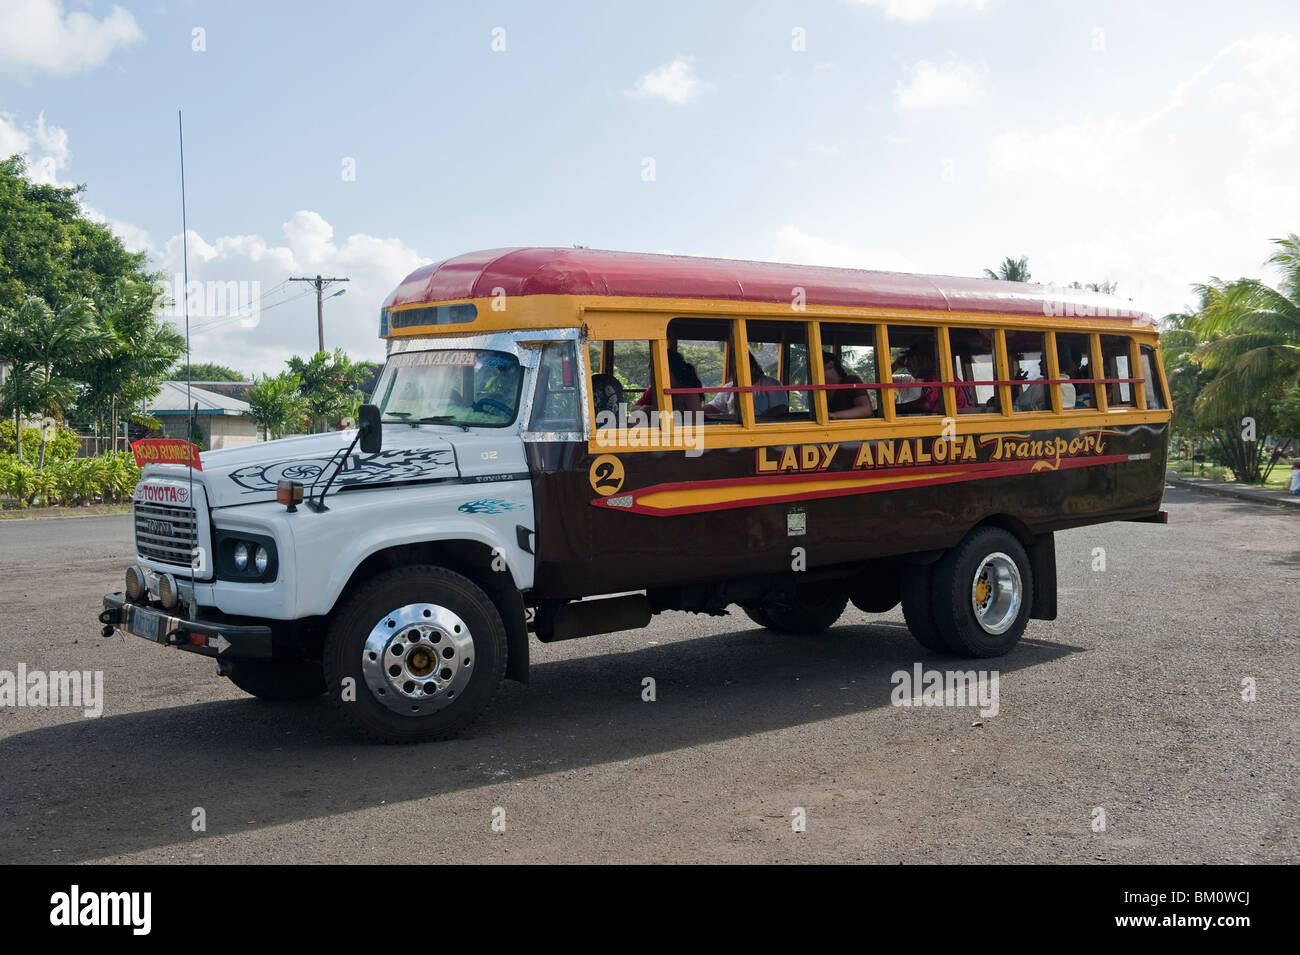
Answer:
214, 531, 278, 582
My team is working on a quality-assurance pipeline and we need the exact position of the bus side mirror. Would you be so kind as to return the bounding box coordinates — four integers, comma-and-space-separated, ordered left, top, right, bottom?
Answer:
358, 404, 382, 454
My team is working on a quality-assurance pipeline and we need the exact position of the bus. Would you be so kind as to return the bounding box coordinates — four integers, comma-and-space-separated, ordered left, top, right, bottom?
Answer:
101, 248, 1169, 742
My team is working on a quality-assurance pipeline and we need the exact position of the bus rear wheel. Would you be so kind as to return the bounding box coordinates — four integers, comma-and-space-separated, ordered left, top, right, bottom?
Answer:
901, 564, 953, 653
324, 565, 507, 743
741, 591, 848, 635
930, 527, 1032, 657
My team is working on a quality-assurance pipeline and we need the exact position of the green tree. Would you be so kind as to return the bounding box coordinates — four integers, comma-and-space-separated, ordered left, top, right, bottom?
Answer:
287, 349, 377, 432
172, 362, 247, 382
246, 371, 307, 439
1068, 280, 1119, 295
77, 280, 186, 452
0, 156, 151, 312
983, 256, 1031, 282
0, 295, 112, 466
1191, 234, 1300, 483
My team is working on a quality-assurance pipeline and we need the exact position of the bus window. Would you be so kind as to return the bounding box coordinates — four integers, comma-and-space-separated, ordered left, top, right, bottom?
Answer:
888, 325, 943, 417
746, 320, 810, 421
820, 322, 878, 418
599, 339, 655, 421
1100, 335, 1135, 407
948, 327, 998, 413
1139, 344, 1166, 410
669, 318, 735, 423
1055, 332, 1093, 409
529, 341, 582, 432
1006, 330, 1049, 413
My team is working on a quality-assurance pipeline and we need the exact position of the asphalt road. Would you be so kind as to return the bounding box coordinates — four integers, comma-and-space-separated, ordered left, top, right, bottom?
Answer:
1, 486, 1296, 864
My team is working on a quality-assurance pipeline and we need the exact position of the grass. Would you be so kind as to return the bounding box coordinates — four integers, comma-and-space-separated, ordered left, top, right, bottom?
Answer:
1168, 454, 1298, 490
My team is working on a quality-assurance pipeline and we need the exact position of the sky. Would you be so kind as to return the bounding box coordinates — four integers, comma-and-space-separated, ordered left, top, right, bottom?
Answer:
1, 0, 1298, 375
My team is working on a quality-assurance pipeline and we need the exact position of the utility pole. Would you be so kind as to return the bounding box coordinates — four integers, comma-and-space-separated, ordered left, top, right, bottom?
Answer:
288, 274, 349, 353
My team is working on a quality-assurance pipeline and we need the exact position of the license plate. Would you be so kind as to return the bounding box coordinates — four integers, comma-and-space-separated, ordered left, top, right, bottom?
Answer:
131, 606, 163, 641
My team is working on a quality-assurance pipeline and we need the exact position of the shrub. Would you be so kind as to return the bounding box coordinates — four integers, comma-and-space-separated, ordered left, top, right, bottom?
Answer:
0, 451, 140, 506
0, 421, 81, 462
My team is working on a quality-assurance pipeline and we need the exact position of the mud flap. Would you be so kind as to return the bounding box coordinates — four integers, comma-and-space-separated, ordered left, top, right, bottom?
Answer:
1028, 532, 1057, 621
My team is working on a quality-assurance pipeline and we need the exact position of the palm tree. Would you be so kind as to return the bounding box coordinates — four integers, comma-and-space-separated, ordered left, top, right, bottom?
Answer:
78, 280, 186, 452
0, 295, 112, 467
983, 256, 1032, 282
1192, 233, 1300, 481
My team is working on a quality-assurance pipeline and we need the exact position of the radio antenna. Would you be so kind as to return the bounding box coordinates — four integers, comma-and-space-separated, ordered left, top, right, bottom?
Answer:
178, 110, 197, 608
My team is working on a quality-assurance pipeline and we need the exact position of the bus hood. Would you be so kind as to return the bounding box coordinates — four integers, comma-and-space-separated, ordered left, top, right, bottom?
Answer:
149, 430, 461, 508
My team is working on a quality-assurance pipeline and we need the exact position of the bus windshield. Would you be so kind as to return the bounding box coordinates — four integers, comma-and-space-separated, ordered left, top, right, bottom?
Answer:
373, 349, 524, 427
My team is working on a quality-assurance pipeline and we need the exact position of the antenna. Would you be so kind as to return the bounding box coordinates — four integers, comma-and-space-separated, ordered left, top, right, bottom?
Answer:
178, 110, 197, 613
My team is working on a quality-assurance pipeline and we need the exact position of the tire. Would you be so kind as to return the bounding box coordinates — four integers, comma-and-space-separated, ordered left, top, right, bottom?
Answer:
324, 565, 507, 743
930, 527, 1033, 658
847, 566, 902, 614
740, 590, 848, 635
901, 563, 952, 653
225, 659, 326, 700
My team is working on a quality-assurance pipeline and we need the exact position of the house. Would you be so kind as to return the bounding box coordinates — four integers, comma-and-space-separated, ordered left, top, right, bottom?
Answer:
146, 381, 262, 450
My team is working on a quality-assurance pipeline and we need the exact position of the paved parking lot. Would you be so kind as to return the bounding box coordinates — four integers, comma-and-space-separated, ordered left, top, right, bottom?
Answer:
1, 485, 1296, 863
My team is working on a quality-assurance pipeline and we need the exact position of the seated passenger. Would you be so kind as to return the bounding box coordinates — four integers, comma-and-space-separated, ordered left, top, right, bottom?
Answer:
1013, 362, 1049, 411
824, 353, 875, 420
705, 353, 787, 419
636, 348, 703, 413
893, 351, 945, 415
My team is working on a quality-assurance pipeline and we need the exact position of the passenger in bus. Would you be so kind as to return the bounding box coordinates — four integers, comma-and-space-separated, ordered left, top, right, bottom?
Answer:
704, 352, 786, 419
1012, 361, 1050, 411
635, 348, 703, 413
823, 353, 875, 419
893, 350, 960, 415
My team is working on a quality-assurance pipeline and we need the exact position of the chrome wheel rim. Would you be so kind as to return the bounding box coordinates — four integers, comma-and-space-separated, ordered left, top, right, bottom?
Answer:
361, 603, 474, 715
970, 552, 1022, 635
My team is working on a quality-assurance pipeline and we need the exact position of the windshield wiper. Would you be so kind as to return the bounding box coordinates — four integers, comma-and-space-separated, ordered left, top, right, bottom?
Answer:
416, 416, 469, 431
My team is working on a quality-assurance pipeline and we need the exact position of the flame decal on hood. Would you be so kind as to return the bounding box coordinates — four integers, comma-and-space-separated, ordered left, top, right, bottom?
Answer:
229, 447, 457, 493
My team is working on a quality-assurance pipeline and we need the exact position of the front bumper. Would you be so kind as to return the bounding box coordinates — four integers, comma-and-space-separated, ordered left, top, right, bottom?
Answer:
100, 593, 273, 659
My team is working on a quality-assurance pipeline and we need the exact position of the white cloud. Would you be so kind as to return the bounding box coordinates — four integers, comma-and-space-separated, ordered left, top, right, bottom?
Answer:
896, 60, 983, 109
770, 226, 915, 273
852, 0, 987, 22
629, 56, 709, 104
986, 33, 1300, 317
0, 0, 143, 75
0, 110, 71, 184
158, 211, 431, 374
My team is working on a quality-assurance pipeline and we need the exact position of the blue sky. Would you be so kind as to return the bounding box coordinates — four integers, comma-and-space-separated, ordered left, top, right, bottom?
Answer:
2, 0, 1299, 372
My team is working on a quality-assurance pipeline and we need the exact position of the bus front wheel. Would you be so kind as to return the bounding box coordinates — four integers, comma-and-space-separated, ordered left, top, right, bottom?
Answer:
930, 527, 1033, 657
323, 565, 507, 743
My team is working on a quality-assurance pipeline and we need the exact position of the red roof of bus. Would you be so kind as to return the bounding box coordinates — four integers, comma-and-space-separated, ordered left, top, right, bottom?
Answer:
382, 247, 1152, 324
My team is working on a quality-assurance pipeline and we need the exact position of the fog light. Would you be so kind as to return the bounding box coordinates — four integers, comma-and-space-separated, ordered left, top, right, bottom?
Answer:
125, 566, 146, 602
233, 542, 249, 571
158, 573, 179, 610
254, 545, 269, 575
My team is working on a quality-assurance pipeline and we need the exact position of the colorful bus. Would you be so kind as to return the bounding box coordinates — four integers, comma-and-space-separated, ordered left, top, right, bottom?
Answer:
102, 248, 1169, 742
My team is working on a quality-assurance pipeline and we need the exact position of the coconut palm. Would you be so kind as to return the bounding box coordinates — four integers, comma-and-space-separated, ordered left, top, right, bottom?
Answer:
1193, 235, 1300, 418
983, 256, 1032, 282
1191, 234, 1300, 481
0, 295, 112, 467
